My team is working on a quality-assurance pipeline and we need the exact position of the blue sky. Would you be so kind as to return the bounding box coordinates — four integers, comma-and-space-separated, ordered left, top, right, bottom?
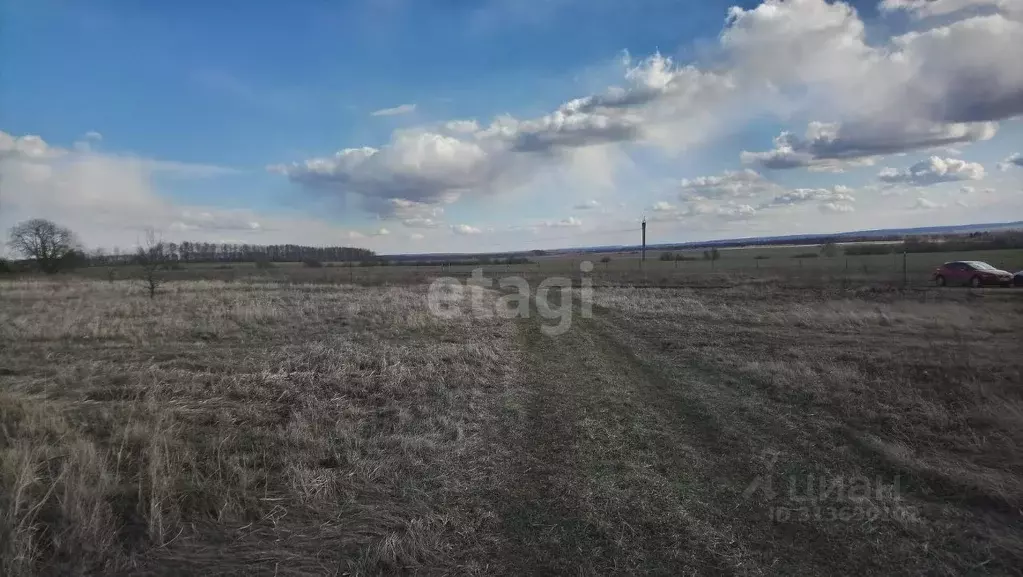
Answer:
2, 0, 1021, 253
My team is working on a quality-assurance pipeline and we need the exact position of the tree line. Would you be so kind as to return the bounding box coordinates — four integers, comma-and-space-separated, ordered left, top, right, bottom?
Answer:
89, 241, 375, 266
3, 218, 375, 274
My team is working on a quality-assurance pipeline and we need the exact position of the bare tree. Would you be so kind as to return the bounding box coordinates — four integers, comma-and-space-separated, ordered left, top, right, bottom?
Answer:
135, 229, 168, 298
7, 218, 77, 274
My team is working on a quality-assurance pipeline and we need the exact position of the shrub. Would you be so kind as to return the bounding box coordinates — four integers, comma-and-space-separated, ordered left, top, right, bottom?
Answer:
600, 256, 612, 263
753, 255, 770, 260
792, 252, 819, 259
255, 259, 276, 269
660, 252, 675, 261
303, 259, 323, 268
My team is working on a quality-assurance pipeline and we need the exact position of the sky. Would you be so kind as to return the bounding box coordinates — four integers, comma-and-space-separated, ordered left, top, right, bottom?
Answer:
1, 0, 1022, 255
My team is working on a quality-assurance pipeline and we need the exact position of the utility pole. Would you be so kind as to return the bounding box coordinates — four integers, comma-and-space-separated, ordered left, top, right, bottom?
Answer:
641, 217, 647, 263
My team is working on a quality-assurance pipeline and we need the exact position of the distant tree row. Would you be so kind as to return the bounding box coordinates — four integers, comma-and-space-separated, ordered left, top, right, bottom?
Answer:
89, 241, 375, 265
4, 218, 376, 274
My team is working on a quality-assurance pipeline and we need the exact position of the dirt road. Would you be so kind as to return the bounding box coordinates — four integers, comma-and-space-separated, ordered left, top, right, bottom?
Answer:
459, 288, 1018, 576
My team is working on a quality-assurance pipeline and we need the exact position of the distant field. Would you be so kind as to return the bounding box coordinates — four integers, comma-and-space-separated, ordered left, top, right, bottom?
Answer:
68, 245, 1023, 288
3, 255, 1023, 575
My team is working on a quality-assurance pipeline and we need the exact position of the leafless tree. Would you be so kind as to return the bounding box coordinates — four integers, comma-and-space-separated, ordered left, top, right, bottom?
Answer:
135, 229, 168, 298
7, 218, 78, 274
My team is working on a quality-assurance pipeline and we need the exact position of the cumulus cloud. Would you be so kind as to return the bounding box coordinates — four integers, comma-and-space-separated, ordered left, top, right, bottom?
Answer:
649, 200, 757, 222
270, 51, 737, 212
0, 130, 375, 249
880, 0, 1020, 20
544, 216, 582, 228
451, 224, 482, 235
273, 0, 1023, 214
911, 197, 947, 209
742, 122, 996, 170
401, 217, 443, 229
371, 103, 417, 117
573, 199, 601, 210
878, 156, 985, 186
820, 202, 855, 213
762, 186, 857, 208
737, 0, 1021, 168
678, 169, 779, 200
651, 201, 676, 212
998, 152, 1023, 170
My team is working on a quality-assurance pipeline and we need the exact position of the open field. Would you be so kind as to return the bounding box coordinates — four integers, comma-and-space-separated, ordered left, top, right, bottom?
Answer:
69, 246, 1023, 289
2, 268, 1023, 575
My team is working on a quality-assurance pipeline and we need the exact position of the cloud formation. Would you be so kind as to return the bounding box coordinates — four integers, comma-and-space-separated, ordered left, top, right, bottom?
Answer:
878, 156, 986, 186
451, 224, 482, 235
0, 130, 380, 250
371, 103, 417, 117
274, 0, 1023, 212
742, 122, 995, 170
911, 197, 947, 209
678, 169, 779, 200
998, 152, 1023, 170
761, 186, 857, 208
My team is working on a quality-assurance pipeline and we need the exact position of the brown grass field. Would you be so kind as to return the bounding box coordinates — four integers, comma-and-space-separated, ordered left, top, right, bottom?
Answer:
2, 254, 1023, 575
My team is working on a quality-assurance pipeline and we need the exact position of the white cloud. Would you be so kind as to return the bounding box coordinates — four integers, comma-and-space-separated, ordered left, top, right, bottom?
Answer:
762, 186, 857, 208
0, 130, 378, 250
878, 156, 985, 185
679, 169, 780, 200
574, 199, 601, 210
880, 0, 1020, 19
820, 202, 855, 213
742, 122, 995, 170
649, 200, 757, 222
451, 223, 482, 235
371, 103, 418, 117
651, 201, 676, 212
998, 152, 1023, 170
273, 0, 1023, 216
911, 197, 947, 209
538, 216, 582, 228
402, 217, 443, 229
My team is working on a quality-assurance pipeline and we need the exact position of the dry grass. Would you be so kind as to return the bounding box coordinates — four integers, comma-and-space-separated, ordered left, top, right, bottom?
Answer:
0, 279, 518, 576
591, 284, 1023, 572
4, 273, 1023, 575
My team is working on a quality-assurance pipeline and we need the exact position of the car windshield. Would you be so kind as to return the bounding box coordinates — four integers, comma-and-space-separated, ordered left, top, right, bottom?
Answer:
966, 261, 997, 270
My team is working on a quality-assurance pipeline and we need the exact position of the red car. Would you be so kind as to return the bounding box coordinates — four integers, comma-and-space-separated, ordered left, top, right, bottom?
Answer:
933, 261, 1013, 287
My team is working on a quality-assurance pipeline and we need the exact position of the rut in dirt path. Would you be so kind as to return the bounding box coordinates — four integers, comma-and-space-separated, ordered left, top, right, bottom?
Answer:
484, 290, 745, 576
472, 289, 987, 577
